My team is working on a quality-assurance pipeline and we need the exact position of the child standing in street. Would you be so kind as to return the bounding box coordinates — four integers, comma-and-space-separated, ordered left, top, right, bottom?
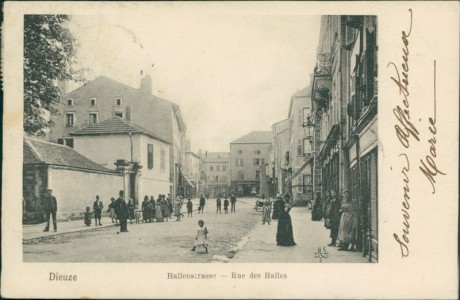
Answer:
223, 197, 229, 214
187, 198, 193, 217
191, 220, 208, 253
84, 207, 92, 226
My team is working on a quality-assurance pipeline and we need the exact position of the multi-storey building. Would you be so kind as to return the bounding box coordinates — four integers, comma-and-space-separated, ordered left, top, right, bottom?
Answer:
184, 150, 206, 198
230, 131, 271, 197
48, 75, 188, 200
309, 15, 378, 261
202, 152, 230, 197
284, 87, 314, 205
269, 119, 289, 197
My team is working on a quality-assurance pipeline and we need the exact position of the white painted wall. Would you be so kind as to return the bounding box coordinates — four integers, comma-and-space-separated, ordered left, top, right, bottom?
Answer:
48, 168, 124, 217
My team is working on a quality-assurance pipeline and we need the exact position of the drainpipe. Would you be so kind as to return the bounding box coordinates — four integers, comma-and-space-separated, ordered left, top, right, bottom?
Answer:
128, 131, 134, 162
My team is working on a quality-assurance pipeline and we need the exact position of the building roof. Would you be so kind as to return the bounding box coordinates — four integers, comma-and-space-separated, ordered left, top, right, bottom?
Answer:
230, 131, 272, 144
70, 117, 171, 144
288, 86, 311, 118
23, 137, 115, 173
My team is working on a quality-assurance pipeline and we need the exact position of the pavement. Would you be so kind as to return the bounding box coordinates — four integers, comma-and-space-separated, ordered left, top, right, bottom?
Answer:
232, 207, 369, 263
23, 216, 117, 240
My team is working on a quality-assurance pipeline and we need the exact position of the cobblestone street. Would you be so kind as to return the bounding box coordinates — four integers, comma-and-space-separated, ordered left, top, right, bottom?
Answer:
24, 198, 367, 263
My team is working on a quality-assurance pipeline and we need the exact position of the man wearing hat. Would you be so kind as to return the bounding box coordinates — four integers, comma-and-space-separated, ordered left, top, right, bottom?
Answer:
43, 189, 58, 232
328, 189, 342, 246
115, 190, 129, 232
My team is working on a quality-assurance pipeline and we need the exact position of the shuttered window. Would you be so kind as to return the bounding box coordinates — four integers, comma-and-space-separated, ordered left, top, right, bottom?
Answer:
147, 144, 154, 169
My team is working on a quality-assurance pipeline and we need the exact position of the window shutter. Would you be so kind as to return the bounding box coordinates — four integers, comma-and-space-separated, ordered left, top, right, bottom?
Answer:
147, 144, 153, 169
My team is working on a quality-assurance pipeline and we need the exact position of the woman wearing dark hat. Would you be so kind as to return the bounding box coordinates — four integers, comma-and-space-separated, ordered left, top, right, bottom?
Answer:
276, 198, 296, 246
272, 194, 285, 220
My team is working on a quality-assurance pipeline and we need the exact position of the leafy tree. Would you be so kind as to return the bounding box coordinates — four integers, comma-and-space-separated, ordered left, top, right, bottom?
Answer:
24, 15, 85, 136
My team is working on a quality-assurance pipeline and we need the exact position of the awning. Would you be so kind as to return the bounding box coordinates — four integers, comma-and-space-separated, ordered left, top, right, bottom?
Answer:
284, 155, 314, 184
182, 173, 195, 188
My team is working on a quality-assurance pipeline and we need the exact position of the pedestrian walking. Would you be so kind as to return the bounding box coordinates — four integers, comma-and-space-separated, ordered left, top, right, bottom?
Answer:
186, 198, 193, 217
199, 195, 206, 213
327, 189, 341, 247
93, 195, 103, 226
43, 189, 58, 232
167, 195, 174, 218
223, 197, 229, 214
191, 220, 208, 254
262, 199, 271, 225
337, 190, 359, 251
216, 197, 222, 214
276, 198, 296, 246
115, 190, 129, 233
161, 197, 169, 222
230, 194, 237, 213
128, 198, 135, 224
107, 198, 118, 224
84, 206, 92, 226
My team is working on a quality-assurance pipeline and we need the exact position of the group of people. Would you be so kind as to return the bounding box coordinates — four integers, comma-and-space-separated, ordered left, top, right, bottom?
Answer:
212, 194, 237, 214
312, 189, 359, 251
141, 194, 176, 223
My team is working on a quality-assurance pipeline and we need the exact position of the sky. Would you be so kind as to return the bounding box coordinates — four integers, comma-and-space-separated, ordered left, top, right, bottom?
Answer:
69, 12, 320, 152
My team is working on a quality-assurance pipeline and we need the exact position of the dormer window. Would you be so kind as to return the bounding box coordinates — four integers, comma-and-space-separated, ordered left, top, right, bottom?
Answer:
67, 99, 73, 106
90, 98, 96, 106
116, 98, 122, 106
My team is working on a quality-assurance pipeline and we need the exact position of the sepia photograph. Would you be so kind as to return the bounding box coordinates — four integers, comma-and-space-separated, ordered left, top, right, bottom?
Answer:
22, 13, 378, 263
2, 1, 458, 299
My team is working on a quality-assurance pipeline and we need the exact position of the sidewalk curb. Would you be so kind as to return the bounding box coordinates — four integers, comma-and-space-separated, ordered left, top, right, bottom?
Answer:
23, 223, 117, 242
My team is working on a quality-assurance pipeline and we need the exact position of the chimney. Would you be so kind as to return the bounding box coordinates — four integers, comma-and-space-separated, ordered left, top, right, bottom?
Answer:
140, 75, 152, 94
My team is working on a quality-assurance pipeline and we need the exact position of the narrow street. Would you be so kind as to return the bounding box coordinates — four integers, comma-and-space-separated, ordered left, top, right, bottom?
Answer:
24, 198, 367, 263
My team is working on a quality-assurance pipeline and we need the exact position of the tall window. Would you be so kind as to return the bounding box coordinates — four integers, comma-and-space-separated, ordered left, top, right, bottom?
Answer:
147, 144, 154, 169
255, 170, 260, 179
67, 99, 73, 106
216, 165, 220, 172
260, 159, 265, 165
297, 139, 302, 156
160, 149, 166, 171
303, 174, 312, 194
210, 165, 214, 171
223, 165, 227, 171
90, 98, 96, 106
116, 98, 122, 106
253, 158, 260, 166
89, 113, 98, 125
215, 176, 219, 182
297, 176, 303, 192
66, 113, 75, 127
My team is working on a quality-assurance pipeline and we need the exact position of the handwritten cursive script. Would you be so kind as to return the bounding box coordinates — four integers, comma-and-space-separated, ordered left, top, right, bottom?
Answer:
389, 9, 415, 258
419, 60, 446, 193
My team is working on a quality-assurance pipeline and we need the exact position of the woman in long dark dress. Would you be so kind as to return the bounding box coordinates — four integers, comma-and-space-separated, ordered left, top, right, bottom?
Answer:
311, 192, 323, 221
276, 201, 296, 246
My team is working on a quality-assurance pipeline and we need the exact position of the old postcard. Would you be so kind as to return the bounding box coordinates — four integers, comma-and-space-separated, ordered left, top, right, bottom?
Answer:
1, 1, 458, 299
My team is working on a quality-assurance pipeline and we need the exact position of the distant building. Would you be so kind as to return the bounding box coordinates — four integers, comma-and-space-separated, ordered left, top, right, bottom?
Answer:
269, 119, 289, 197
202, 152, 231, 197
184, 151, 206, 198
70, 117, 171, 204
49, 75, 187, 200
230, 131, 271, 197
23, 137, 123, 223
285, 87, 314, 204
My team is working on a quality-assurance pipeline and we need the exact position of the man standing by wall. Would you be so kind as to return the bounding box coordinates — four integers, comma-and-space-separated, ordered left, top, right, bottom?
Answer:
115, 190, 129, 232
328, 189, 342, 246
93, 195, 103, 226
43, 189, 57, 232
199, 195, 206, 213
230, 193, 237, 213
